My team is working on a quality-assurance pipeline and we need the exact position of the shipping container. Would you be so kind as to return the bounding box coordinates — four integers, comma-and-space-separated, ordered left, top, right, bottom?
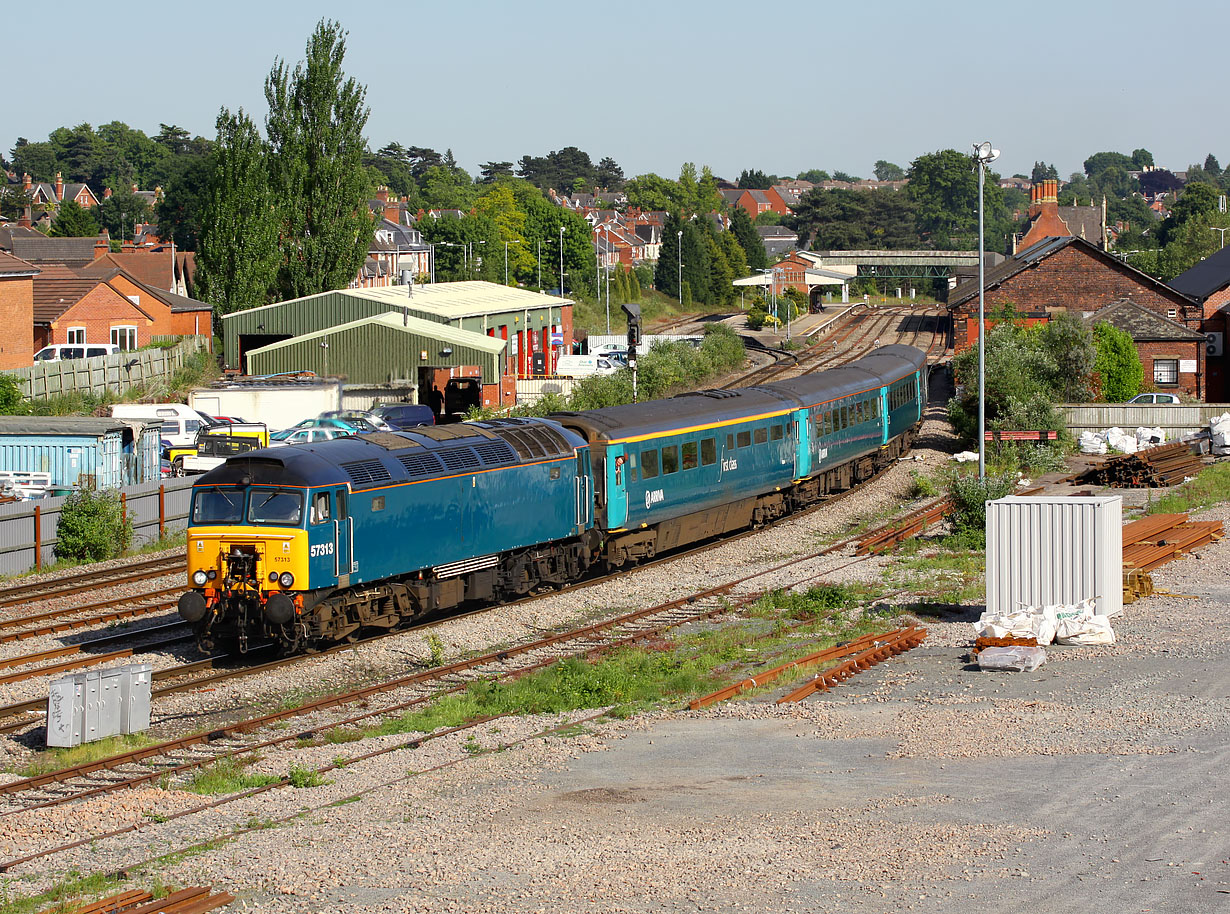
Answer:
986, 496, 1123, 619
190, 379, 342, 432
0, 418, 161, 488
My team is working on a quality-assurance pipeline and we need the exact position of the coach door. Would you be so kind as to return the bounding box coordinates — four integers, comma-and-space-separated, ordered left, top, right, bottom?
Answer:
606, 444, 629, 530
793, 410, 811, 479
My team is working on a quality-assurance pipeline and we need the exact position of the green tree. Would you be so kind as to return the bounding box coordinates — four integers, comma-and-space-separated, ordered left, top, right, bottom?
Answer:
730, 205, 766, 270
1083, 151, 1134, 179
907, 149, 1003, 249
1093, 321, 1143, 401
737, 169, 773, 189
95, 187, 152, 241
264, 19, 375, 299
55, 489, 132, 562
1037, 311, 1095, 402
155, 151, 213, 250
475, 182, 534, 280
196, 108, 280, 315
49, 199, 99, 237
796, 169, 830, 183
655, 212, 685, 299
873, 160, 905, 181
624, 173, 676, 212
595, 157, 624, 190
1030, 161, 1059, 182
1131, 148, 1154, 169
832, 171, 860, 183
10, 139, 58, 182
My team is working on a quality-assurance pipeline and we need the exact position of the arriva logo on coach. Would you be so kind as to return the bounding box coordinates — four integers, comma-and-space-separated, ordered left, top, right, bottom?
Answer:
645, 489, 665, 509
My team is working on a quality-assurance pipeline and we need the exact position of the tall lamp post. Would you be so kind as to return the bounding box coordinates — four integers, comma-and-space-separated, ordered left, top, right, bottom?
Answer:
558, 225, 566, 296
676, 229, 683, 303
973, 140, 1000, 481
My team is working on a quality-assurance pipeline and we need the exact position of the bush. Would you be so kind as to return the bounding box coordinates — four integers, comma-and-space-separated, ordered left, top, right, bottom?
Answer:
54, 489, 133, 562
945, 472, 1017, 548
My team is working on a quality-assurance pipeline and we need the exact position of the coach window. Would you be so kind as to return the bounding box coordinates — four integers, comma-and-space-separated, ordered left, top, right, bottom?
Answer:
700, 437, 717, 466
754, 427, 767, 445
641, 448, 659, 479
311, 493, 331, 524
682, 441, 698, 470
626, 452, 638, 481
737, 430, 751, 448
662, 445, 679, 474
770, 425, 784, 441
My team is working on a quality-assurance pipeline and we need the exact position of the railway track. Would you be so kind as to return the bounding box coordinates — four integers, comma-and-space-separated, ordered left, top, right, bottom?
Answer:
0, 548, 879, 872
0, 554, 183, 610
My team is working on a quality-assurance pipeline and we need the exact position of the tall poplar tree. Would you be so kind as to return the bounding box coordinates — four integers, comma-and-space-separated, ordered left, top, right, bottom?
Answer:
730, 205, 767, 270
196, 108, 279, 315
265, 20, 375, 299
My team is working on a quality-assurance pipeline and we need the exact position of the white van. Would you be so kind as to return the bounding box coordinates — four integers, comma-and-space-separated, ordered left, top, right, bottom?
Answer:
111, 403, 212, 447
34, 344, 120, 362
555, 355, 620, 378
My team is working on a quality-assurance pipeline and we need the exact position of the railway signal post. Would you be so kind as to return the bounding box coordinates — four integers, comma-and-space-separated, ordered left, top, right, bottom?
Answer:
623, 302, 641, 401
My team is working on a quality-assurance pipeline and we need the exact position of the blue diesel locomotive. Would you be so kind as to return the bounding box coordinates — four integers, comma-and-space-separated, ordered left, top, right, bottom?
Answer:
178, 345, 927, 652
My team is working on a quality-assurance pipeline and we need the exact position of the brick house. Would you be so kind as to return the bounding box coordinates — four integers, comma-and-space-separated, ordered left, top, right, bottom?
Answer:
1169, 245, 1230, 400
1081, 299, 1207, 398
0, 252, 37, 368
949, 235, 1205, 397
21, 172, 100, 210
89, 266, 213, 342
733, 188, 788, 219
11, 235, 110, 269
1015, 179, 1108, 252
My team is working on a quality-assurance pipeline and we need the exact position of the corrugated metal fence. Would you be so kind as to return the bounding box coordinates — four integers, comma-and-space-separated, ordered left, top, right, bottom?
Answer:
0, 477, 193, 575
8, 337, 208, 401
1059, 403, 1230, 438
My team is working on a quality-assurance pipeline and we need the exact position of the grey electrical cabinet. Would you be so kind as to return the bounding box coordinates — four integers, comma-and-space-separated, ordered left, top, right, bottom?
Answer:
46, 664, 154, 748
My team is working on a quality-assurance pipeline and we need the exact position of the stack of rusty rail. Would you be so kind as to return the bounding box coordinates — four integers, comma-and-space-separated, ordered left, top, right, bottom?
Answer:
1081, 441, 1203, 488
853, 498, 952, 554
1122, 512, 1224, 577
37, 886, 233, 914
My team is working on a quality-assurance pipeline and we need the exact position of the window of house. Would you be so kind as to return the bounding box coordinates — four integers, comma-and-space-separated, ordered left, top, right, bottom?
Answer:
737, 430, 751, 448
66, 328, 85, 344
662, 445, 679, 474
111, 326, 137, 350
1154, 359, 1179, 386
700, 437, 717, 466
770, 425, 784, 441
640, 448, 659, 479
682, 441, 698, 470
1167, 309, 1178, 320
754, 427, 768, 445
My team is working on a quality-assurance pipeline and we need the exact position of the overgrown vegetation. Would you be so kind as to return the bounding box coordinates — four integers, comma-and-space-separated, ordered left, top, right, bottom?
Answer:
883, 539, 987, 604
1146, 462, 1230, 515
0, 871, 127, 914
945, 472, 1018, 548
15, 733, 154, 778
53, 489, 133, 563
184, 757, 281, 795
1092, 321, 1144, 402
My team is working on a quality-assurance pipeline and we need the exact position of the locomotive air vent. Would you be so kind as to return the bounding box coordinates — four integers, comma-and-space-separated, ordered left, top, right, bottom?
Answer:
472, 440, 517, 466
342, 459, 393, 487
438, 447, 481, 473
398, 452, 445, 478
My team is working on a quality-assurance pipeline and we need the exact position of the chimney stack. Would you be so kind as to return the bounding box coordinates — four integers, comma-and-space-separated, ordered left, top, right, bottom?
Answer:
18, 206, 32, 228
54, 172, 63, 201
22, 173, 31, 192
384, 194, 400, 225
375, 185, 389, 203
104, 187, 112, 200
94, 231, 110, 259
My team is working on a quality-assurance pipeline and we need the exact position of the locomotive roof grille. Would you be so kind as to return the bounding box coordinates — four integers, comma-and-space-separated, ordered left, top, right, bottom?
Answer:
342, 459, 393, 487
398, 452, 444, 478
472, 440, 518, 466
438, 447, 481, 473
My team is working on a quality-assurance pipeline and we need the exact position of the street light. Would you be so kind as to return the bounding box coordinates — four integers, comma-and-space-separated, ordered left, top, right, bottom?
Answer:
1211, 227, 1230, 250
973, 140, 1000, 481
677, 229, 683, 303
559, 225, 566, 296
468, 240, 486, 279
503, 239, 523, 285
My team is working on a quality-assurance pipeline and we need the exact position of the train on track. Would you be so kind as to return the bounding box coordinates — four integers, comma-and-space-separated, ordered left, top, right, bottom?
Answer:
177, 345, 928, 654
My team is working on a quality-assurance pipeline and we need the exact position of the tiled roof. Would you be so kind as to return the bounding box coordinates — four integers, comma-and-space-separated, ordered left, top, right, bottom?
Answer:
32, 277, 97, 322
11, 236, 103, 265
80, 251, 174, 290
0, 252, 39, 276
1083, 298, 1206, 341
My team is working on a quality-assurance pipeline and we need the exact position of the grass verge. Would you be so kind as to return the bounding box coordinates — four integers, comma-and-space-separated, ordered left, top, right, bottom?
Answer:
1147, 461, 1230, 515
16, 734, 156, 779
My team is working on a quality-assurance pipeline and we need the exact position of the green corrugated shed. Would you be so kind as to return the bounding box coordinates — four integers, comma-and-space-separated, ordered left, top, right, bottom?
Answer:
244, 313, 506, 384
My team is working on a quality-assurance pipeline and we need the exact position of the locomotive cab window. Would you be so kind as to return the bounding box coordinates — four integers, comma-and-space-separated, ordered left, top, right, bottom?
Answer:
662, 445, 679, 474
191, 486, 244, 525
641, 448, 659, 479
682, 441, 698, 470
701, 437, 717, 466
311, 493, 331, 524
248, 488, 303, 526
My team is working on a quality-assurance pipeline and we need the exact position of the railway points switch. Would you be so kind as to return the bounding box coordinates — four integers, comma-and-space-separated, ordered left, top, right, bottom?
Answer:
46, 663, 153, 748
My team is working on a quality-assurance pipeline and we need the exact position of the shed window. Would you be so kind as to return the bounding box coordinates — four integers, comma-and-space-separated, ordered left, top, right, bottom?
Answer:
737, 430, 751, 448
1154, 359, 1179, 386
682, 441, 698, 470
754, 427, 768, 445
640, 449, 659, 479
700, 437, 716, 466
662, 445, 679, 474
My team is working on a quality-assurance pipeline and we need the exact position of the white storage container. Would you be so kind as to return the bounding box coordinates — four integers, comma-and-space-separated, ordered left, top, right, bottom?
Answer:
985, 496, 1123, 620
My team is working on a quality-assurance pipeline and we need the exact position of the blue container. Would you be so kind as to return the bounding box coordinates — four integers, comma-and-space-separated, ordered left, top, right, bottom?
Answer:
0, 417, 162, 487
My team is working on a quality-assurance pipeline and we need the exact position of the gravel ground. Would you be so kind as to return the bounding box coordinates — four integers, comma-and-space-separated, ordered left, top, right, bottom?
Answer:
12, 375, 1228, 912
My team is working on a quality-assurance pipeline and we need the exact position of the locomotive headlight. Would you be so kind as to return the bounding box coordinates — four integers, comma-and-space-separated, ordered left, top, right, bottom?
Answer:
207, 570, 217, 581
279, 572, 295, 588
269, 571, 279, 582
192, 570, 208, 586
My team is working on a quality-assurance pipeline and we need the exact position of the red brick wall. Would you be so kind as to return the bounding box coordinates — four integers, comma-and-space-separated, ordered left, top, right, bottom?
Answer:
0, 276, 34, 369
952, 245, 1199, 350
51, 285, 154, 347
1136, 339, 1203, 398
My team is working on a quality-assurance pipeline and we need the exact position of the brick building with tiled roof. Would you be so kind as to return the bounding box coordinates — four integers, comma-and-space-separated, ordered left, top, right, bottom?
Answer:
0, 253, 37, 368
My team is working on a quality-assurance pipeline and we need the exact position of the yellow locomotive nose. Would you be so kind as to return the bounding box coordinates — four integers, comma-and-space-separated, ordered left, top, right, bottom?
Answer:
186, 527, 309, 592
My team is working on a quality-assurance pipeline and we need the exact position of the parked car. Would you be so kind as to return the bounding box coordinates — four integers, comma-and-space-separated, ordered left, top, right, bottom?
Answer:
555, 354, 620, 378
317, 410, 394, 432
34, 343, 120, 362
1127, 393, 1181, 404
369, 403, 436, 429
268, 425, 347, 447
